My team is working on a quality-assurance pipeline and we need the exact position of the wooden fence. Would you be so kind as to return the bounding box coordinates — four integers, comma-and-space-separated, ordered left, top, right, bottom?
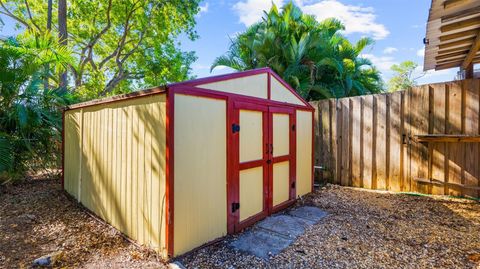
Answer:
312, 79, 480, 198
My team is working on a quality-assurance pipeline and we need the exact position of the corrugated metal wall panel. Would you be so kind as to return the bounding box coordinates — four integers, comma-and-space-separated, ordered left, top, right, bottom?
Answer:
64, 94, 167, 256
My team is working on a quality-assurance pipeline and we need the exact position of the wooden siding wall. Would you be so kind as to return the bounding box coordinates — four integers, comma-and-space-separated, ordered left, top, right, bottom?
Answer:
64, 94, 167, 256
312, 80, 480, 198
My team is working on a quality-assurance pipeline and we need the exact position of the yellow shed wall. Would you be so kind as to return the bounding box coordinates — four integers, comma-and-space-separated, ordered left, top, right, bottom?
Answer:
239, 166, 264, 221
296, 110, 313, 197
196, 73, 268, 99
64, 94, 167, 257
173, 94, 227, 256
64, 110, 82, 200
273, 161, 290, 206
271, 76, 305, 106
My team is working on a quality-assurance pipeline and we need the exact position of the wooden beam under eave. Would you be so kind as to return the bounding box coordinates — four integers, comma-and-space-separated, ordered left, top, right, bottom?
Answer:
461, 30, 480, 69
438, 45, 472, 55
444, 0, 471, 9
438, 37, 474, 49
440, 17, 480, 32
435, 50, 468, 60
439, 29, 478, 41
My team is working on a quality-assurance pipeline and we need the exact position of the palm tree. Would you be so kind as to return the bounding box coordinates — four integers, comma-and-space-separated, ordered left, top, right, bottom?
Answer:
0, 30, 74, 180
211, 2, 384, 100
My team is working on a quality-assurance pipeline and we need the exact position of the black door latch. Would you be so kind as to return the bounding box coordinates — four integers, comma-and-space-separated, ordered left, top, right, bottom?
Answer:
231, 202, 240, 213
232, 124, 240, 133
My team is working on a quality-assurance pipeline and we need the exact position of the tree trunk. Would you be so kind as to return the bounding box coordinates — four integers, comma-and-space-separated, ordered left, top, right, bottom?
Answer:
58, 0, 68, 88
44, 0, 52, 90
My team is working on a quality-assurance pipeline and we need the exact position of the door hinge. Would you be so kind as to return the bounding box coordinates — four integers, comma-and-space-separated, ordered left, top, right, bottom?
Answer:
292, 124, 296, 131
232, 124, 240, 133
231, 202, 240, 213
291, 181, 296, 189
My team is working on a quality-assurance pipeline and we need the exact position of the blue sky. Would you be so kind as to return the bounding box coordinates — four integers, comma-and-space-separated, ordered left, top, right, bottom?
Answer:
182, 0, 458, 85
0, 0, 459, 85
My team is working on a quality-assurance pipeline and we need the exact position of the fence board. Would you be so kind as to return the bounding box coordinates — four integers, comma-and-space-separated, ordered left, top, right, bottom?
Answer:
464, 80, 480, 198
363, 95, 374, 189
351, 98, 362, 187
447, 82, 464, 196
312, 79, 480, 199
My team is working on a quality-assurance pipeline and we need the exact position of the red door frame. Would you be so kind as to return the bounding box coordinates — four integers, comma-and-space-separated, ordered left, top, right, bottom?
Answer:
231, 101, 270, 232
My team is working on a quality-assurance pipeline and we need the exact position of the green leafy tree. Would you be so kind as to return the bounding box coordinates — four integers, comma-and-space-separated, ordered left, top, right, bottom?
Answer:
0, 0, 200, 98
387, 61, 421, 92
212, 2, 384, 100
0, 31, 75, 181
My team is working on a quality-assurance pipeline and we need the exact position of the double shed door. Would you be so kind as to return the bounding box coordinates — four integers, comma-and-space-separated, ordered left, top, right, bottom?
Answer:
231, 102, 296, 232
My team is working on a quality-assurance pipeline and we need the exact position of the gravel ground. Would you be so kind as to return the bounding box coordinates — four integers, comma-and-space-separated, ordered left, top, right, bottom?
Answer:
1, 178, 479, 268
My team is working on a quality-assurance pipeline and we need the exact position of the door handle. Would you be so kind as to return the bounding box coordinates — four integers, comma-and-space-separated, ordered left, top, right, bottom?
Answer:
270, 144, 273, 154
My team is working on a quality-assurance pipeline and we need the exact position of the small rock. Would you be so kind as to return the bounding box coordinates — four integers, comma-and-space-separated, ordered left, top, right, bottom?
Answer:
341, 237, 348, 241
32, 251, 63, 267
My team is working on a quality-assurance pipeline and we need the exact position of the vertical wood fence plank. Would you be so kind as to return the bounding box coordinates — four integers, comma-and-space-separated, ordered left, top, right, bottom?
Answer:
336, 100, 343, 184
320, 101, 332, 182
330, 99, 338, 184
389, 92, 402, 192
341, 98, 350, 186
431, 83, 447, 195
363, 95, 374, 189
464, 80, 480, 198
375, 94, 387, 190
351, 98, 362, 187
447, 82, 464, 196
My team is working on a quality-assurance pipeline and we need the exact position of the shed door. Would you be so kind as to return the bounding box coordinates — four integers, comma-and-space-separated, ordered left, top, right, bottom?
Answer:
269, 107, 296, 213
232, 102, 269, 231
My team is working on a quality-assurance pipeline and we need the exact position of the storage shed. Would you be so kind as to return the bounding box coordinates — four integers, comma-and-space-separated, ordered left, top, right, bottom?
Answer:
62, 67, 314, 258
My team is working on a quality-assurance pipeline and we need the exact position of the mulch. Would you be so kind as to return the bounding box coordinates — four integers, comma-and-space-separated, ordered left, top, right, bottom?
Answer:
1, 179, 479, 268
0, 178, 167, 268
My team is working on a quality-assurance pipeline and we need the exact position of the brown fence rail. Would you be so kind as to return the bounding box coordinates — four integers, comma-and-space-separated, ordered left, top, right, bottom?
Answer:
312, 79, 480, 198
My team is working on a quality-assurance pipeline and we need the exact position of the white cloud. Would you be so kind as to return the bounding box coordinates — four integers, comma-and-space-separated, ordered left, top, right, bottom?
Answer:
362, 53, 398, 73
233, 0, 284, 26
417, 48, 425, 58
197, 2, 209, 17
233, 0, 389, 39
297, 0, 389, 39
383, 47, 398, 54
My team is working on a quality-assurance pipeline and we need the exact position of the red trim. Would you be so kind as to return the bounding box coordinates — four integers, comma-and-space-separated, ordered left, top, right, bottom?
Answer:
165, 88, 174, 257
268, 70, 315, 110
272, 155, 290, 163
170, 67, 271, 88
239, 159, 265, 170
61, 109, 65, 189
292, 110, 298, 199
267, 73, 271, 100
232, 101, 270, 232
271, 199, 296, 214
65, 87, 166, 111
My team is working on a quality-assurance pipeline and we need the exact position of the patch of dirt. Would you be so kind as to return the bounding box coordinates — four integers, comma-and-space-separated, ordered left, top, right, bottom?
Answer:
1, 179, 479, 268
0, 178, 167, 268
178, 185, 480, 269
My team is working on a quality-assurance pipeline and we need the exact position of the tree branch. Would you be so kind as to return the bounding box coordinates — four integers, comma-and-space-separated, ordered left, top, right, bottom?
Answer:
24, 0, 41, 32
0, 1, 30, 29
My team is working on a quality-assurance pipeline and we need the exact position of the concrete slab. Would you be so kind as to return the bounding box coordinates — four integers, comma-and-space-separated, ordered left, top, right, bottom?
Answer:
229, 206, 327, 260
230, 228, 293, 259
257, 214, 311, 238
288, 206, 327, 223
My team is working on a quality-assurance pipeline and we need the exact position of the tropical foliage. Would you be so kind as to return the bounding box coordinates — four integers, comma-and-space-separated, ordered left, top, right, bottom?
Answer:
0, 31, 75, 181
388, 61, 421, 92
212, 3, 384, 100
1, 0, 201, 98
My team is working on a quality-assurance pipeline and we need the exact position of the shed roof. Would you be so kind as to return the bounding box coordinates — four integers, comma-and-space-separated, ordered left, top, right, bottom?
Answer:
424, 0, 480, 71
66, 68, 312, 111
